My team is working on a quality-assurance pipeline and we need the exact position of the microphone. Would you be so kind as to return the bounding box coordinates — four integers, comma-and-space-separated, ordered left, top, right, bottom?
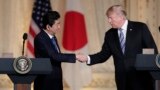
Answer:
159, 26, 160, 32
22, 33, 28, 56
23, 33, 28, 40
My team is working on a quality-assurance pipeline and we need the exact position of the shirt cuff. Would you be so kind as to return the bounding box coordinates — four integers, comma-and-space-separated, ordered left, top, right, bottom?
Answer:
87, 56, 91, 64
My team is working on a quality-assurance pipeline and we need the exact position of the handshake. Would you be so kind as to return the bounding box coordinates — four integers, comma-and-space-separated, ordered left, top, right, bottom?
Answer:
75, 53, 88, 63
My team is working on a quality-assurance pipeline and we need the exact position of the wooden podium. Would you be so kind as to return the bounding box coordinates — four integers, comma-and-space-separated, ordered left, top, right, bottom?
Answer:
0, 58, 52, 90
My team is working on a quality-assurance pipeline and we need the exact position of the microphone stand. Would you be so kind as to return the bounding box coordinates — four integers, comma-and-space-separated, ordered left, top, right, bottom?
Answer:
22, 40, 25, 56
22, 33, 27, 56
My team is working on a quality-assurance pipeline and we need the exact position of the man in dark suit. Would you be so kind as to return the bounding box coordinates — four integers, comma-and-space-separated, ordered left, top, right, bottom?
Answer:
77, 5, 158, 90
34, 11, 78, 90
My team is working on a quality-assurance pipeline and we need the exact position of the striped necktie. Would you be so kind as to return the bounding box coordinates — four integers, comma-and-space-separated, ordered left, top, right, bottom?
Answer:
119, 28, 125, 53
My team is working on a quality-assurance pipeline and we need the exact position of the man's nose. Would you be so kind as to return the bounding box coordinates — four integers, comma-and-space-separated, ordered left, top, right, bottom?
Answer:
58, 25, 61, 29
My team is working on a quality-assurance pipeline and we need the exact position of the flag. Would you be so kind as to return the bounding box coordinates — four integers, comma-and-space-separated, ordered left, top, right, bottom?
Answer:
26, 0, 52, 57
62, 0, 92, 90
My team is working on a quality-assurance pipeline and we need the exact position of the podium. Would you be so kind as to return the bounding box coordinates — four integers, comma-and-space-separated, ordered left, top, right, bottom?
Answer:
0, 58, 52, 90
135, 54, 160, 90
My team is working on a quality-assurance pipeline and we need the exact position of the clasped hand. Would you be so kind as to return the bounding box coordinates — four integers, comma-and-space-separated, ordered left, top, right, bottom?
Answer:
76, 53, 88, 63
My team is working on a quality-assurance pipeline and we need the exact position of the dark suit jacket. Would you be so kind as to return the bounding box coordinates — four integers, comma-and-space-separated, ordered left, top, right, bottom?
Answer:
89, 21, 158, 90
34, 30, 76, 90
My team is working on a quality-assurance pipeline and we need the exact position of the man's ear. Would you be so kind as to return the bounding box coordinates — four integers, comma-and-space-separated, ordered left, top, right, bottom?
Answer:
46, 24, 51, 30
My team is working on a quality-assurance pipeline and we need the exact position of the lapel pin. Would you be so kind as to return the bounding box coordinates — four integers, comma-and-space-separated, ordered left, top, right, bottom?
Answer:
130, 29, 132, 31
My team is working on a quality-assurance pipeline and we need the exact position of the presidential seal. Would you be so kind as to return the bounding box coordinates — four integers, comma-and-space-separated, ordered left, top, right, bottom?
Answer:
13, 56, 32, 74
155, 54, 160, 68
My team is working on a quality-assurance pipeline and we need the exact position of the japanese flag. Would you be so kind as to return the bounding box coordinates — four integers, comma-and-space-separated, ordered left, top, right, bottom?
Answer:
62, 0, 92, 90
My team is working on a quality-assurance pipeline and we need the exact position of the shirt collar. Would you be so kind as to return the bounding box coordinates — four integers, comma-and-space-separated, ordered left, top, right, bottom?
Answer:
121, 20, 128, 30
44, 30, 54, 39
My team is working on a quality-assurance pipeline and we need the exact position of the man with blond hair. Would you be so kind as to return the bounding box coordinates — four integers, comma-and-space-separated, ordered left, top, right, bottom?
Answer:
77, 5, 158, 90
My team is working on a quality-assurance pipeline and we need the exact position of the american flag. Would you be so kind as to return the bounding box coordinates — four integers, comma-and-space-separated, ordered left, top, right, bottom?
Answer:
27, 0, 52, 57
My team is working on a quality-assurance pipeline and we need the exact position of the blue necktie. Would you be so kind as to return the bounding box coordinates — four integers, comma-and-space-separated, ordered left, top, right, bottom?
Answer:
51, 36, 59, 52
119, 29, 125, 53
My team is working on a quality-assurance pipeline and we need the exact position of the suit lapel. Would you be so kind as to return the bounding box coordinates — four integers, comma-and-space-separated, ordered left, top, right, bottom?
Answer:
41, 30, 60, 53
113, 28, 123, 54
53, 36, 61, 53
125, 21, 134, 55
